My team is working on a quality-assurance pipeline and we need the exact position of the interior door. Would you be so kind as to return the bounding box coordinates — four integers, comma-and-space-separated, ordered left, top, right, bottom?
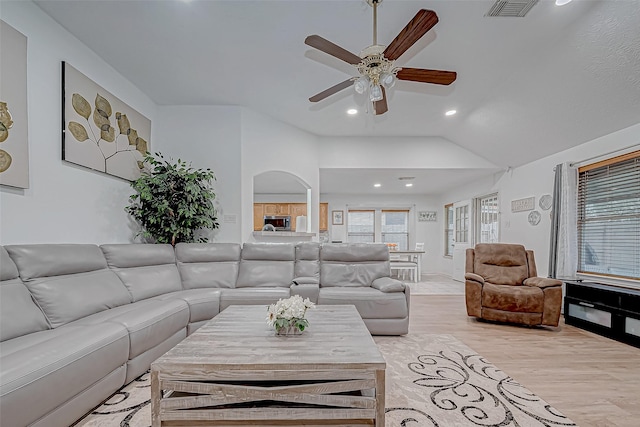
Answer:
452, 199, 473, 282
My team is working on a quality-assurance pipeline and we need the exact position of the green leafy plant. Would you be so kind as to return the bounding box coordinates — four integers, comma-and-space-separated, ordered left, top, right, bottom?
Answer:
126, 152, 219, 245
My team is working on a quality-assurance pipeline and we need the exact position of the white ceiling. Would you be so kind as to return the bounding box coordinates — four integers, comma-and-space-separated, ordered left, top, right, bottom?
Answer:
34, 0, 640, 194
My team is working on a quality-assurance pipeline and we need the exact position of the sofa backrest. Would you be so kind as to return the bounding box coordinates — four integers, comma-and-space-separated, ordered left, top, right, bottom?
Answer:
320, 243, 390, 287
294, 242, 320, 282
175, 243, 241, 289
5, 244, 131, 328
471, 243, 531, 286
101, 244, 182, 301
1, 247, 50, 341
236, 243, 295, 288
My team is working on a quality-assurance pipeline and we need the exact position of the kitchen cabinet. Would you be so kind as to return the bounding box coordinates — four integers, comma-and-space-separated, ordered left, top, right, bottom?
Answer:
253, 204, 265, 231
253, 202, 329, 231
319, 203, 328, 231
263, 203, 289, 216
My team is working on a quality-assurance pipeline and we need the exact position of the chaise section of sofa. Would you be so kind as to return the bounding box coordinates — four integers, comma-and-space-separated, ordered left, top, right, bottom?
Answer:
318, 243, 410, 335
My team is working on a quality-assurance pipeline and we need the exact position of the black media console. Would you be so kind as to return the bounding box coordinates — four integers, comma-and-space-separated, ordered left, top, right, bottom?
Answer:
564, 281, 640, 348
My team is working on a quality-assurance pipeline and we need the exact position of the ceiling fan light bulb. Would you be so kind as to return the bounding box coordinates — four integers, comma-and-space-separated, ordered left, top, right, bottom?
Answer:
370, 84, 383, 102
381, 73, 395, 88
354, 77, 368, 94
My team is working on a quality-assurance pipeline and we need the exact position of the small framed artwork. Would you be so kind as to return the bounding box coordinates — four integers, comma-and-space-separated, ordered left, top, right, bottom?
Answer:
418, 211, 437, 222
332, 210, 344, 225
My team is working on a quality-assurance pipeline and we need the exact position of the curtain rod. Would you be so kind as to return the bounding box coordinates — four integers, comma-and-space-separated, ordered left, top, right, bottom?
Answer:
569, 143, 640, 167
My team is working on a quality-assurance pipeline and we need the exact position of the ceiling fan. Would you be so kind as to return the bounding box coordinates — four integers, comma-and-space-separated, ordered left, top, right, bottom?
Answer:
305, 0, 457, 115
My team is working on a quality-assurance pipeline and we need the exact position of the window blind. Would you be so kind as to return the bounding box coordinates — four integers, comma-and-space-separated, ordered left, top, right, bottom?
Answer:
577, 151, 640, 280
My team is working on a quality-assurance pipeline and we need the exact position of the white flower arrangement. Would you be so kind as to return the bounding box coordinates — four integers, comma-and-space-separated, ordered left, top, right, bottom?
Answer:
266, 295, 315, 334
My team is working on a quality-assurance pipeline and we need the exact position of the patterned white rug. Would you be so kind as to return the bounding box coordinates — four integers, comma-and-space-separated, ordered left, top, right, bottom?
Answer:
75, 334, 574, 427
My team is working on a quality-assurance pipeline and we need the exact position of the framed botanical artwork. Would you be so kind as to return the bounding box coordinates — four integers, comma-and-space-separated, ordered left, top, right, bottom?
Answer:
0, 20, 29, 188
332, 210, 344, 225
62, 62, 150, 181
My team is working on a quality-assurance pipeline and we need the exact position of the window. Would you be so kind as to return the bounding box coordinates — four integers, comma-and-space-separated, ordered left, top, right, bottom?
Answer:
455, 204, 469, 244
477, 193, 499, 243
444, 204, 454, 256
347, 210, 374, 243
381, 210, 409, 250
577, 151, 640, 280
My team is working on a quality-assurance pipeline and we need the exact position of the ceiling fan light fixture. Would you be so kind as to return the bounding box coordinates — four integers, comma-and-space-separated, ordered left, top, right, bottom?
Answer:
370, 84, 383, 102
381, 73, 396, 89
354, 77, 368, 94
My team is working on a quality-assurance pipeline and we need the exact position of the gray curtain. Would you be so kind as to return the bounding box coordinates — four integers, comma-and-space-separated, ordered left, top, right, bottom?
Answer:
548, 164, 562, 278
548, 162, 578, 279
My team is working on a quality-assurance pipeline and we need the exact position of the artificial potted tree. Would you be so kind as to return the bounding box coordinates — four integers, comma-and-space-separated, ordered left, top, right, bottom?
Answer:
126, 152, 219, 245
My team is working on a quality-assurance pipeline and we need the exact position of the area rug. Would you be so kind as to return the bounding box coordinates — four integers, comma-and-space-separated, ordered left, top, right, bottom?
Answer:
75, 334, 575, 427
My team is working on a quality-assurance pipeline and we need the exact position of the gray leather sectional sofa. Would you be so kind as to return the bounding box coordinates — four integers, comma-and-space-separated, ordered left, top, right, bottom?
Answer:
0, 242, 409, 427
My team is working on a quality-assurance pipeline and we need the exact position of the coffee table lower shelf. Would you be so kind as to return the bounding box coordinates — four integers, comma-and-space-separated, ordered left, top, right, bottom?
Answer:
151, 368, 384, 426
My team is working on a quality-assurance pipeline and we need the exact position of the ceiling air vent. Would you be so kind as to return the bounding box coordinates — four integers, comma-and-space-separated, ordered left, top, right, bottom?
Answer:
486, 0, 539, 17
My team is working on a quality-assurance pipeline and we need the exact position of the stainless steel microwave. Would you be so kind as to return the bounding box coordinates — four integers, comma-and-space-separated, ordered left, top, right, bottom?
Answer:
263, 216, 291, 231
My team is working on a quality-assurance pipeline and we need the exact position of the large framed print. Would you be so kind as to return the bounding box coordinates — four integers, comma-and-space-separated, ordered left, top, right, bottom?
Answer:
62, 62, 150, 181
0, 20, 29, 188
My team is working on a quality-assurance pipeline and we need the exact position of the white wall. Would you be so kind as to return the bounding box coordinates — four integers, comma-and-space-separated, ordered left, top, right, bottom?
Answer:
240, 109, 320, 241
154, 106, 242, 243
319, 136, 498, 169
438, 123, 640, 277
0, 1, 157, 244
321, 193, 442, 274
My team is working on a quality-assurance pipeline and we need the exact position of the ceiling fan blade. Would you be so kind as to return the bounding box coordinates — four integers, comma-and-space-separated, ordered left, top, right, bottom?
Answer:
383, 10, 438, 61
305, 35, 362, 65
374, 87, 388, 115
396, 68, 457, 85
309, 79, 354, 103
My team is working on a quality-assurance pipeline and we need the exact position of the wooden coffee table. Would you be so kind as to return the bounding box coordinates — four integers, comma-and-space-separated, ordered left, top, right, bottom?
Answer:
151, 304, 386, 426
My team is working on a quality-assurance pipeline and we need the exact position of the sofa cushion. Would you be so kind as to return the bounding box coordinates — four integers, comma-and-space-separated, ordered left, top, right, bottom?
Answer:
0, 323, 129, 427
1, 247, 50, 341
5, 244, 131, 328
219, 288, 290, 311
318, 287, 408, 319
320, 243, 390, 287
153, 289, 221, 323
473, 243, 530, 286
295, 242, 320, 280
68, 299, 189, 359
236, 243, 295, 288
175, 243, 240, 289
5, 244, 108, 279
482, 282, 544, 313
101, 244, 183, 301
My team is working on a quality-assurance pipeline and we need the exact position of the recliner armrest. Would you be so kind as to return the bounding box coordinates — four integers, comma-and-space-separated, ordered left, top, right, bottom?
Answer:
523, 277, 562, 288
371, 277, 405, 293
464, 272, 485, 284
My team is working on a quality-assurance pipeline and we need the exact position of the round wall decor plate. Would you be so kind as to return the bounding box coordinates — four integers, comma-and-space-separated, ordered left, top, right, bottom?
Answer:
528, 210, 541, 226
539, 194, 552, 210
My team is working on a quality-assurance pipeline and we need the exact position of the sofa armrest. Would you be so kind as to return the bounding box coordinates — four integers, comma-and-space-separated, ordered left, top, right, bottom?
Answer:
464, 272, 485, 285
371, 277, 406, 293
523, 277, 562, 288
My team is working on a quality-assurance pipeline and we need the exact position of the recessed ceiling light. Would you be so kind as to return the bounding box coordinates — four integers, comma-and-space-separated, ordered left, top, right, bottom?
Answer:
445, 109, 457, 116
405, 183, 413, 187
347, 109, 358, 115
374, 183, 381, 188
555, 0, 572, 5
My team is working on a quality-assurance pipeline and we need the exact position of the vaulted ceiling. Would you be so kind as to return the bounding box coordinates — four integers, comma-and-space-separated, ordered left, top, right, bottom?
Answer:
35, 0, 640, 194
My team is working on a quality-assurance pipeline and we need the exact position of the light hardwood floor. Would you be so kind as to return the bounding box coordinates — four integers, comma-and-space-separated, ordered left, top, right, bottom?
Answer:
410, 295, 640, 427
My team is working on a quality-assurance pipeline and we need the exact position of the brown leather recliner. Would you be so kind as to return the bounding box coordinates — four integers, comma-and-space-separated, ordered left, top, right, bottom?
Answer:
465, 243, 562, 327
